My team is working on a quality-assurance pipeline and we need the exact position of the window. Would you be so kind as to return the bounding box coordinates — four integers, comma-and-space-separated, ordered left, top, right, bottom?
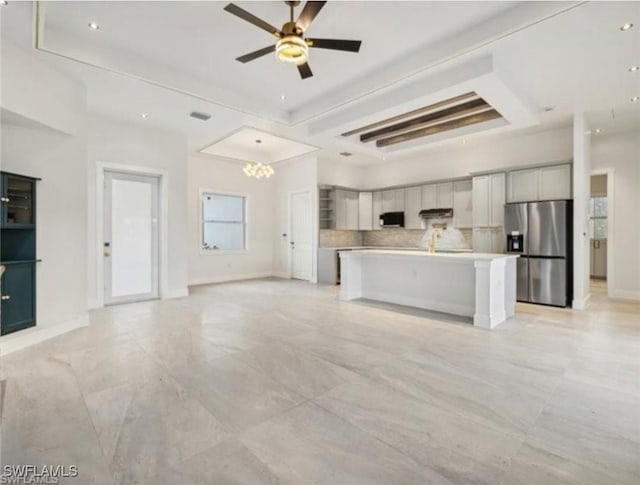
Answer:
589, 196, 607, 239
201, 192, 246, 251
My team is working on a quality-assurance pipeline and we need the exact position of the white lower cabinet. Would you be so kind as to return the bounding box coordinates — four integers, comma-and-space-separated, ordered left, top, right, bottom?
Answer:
473, 228, 504, 253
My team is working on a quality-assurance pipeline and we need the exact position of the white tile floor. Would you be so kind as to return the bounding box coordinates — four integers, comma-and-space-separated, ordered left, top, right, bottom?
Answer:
1, 278, 638, 484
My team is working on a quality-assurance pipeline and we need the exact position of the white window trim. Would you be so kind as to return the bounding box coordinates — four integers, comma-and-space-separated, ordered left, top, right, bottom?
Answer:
199, 188, 249, 256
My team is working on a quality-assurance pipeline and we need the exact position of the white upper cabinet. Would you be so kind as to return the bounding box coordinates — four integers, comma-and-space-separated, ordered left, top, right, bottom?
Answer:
452, 179, 473, 228
404, 186, 423, 229
507, 163, 572, 202
436, 182, 453, 208
421, 184, 436, 210
335, 189, 358, 230
372, 191, 382, 230
358, 192, 373, 230
539, 164, 571, 200
507, 168, 538, 202
381, 189, 405, 213
473, 172, 505, 227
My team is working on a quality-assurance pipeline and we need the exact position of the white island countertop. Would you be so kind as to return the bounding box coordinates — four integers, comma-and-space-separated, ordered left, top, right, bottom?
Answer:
342, 249, 517, 261
339, 249, 518, 329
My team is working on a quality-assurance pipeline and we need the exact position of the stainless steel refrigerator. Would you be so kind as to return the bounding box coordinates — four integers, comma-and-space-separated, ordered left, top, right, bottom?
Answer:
504, 200, 573, 307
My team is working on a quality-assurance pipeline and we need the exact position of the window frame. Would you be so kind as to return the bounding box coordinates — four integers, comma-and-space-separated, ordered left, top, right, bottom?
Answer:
200, 189, 248, 255
588, 195, 608, 240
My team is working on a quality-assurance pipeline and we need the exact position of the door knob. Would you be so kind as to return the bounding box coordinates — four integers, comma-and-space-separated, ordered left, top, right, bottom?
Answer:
104, 252, 111, 257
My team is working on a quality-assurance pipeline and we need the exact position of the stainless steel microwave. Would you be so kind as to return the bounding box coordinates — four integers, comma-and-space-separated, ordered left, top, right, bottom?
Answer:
379, 212, 405, 228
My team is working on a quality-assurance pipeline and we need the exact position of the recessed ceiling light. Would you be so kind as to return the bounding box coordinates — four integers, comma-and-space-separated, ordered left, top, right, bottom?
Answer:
631, 96, 640, 102
339, 152, 352, 157
189, 111, 211, 121
88, 21, 100, 30
594, 128, 601, 134
620, 23, 633, 31
255, 139, 262, 144
630, 66, 640, 72
280, 94, 286, 101
140, 113, 148, 119
543, 106, 556, 112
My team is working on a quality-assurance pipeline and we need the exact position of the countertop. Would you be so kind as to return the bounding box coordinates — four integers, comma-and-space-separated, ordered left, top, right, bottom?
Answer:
319, 246, 473, 252
340, 249, 518, 261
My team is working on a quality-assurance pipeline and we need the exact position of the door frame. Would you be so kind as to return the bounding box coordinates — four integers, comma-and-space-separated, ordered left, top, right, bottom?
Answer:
95, 162, 169, 308
590, 168, 615, 298
288, 188, 314, 282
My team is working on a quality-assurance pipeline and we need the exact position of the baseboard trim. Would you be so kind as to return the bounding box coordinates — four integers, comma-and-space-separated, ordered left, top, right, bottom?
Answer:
271, 272, 291, 280
610, 289, 640, 301
572, 293, 591, 310
163, 288, 189, 299
0, 314, 89, 356
188, 272, 275, 287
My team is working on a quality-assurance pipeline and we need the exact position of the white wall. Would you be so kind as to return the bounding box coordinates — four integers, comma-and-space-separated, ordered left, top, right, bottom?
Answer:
592, 130, 640, 300
188, 155, 274, 285
1, 124, 89, 331
87, 115, 189, 305
572, 114, 591, 309
362, 126, 573, 188
317, 157, 366, 189
272, 155, 318, 281
1, 40, 89, 338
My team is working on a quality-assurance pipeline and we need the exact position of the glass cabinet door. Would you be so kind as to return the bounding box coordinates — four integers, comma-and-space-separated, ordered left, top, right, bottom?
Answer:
2, 175, 34, 226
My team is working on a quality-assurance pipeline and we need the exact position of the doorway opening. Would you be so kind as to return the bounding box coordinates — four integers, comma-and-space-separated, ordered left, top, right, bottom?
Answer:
589, 173, 608, 288
103, 171, 160, 305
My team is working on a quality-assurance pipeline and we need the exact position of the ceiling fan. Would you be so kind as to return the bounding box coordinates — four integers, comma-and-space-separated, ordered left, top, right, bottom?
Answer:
223, 1, 362, 79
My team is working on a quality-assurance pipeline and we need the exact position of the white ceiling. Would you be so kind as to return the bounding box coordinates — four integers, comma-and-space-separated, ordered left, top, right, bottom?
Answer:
199, 126, 318, 164
1, 1, 639, 166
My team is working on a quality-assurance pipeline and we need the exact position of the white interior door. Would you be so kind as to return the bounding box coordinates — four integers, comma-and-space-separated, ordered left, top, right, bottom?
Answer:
104, 171, 159, 304
290, 191, 312, 281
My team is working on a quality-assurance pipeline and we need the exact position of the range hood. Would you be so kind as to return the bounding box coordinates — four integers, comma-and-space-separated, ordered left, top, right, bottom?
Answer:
419, 208, 453, 219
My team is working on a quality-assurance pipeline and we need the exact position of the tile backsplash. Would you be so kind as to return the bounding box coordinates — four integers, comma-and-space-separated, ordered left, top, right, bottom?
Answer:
320, 228, 473, 249
362, 229, 425, 247
319, 230, 363, 248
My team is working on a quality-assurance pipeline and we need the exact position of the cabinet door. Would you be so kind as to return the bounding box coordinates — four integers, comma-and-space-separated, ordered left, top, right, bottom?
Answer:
358, 192, 373, 230
490, 172, 506, 226
453, 180, 473, 228
491, 228, 505, 253
507, 168, 538, 203
472, 176, 490, 227
539, 164, 571, 200
404, 186, 422, 229
472, 229, 492, 253
2, 174, 35, 227
346, 191, 359, 230
436, 182, 453, 208
334, 190, 346, 229
1, 263, 36, 335
421, 185, 436, 210
382, 190, 395, 213
372, 192, 382, 230
394, 189, 405, 212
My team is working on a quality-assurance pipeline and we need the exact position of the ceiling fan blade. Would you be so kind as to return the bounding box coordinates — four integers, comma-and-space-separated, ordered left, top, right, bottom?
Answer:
297, 62, 313, 79
297, 1, 327, 32
224, 3, 282, 37
236, 45, 276, 63
306, 38, 362, 52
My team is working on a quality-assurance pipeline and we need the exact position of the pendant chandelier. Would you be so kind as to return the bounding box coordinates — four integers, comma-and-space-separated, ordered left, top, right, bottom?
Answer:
243, 162, 274, 179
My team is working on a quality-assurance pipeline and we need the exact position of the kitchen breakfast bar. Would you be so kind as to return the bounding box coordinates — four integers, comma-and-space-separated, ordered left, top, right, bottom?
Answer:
339, 250, 519, 329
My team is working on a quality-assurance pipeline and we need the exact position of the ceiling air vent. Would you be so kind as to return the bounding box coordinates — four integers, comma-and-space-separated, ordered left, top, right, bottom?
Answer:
190, 111, 212, 121
340, 152, 352, 157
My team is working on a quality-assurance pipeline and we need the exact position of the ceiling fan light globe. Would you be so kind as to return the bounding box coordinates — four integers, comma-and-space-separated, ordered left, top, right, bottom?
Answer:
276, 35, 309, 65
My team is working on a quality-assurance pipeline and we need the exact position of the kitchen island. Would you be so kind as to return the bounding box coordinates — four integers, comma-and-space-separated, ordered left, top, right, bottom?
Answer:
339, 250, 519, 329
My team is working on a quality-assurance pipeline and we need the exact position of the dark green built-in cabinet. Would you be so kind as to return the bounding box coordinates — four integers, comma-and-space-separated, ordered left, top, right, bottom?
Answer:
1, 172, 40, 336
